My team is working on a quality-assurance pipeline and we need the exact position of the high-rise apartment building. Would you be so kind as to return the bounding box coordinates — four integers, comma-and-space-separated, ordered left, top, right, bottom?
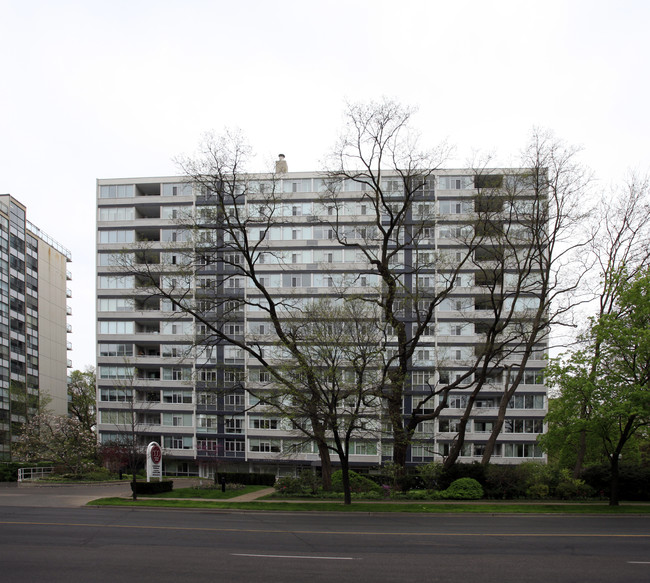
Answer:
0, 195, 72, 460
96, 173, 547, 477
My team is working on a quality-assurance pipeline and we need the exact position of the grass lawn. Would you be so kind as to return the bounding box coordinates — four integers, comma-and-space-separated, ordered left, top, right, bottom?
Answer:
140, 485, 268, 500
88, 497, 650, 513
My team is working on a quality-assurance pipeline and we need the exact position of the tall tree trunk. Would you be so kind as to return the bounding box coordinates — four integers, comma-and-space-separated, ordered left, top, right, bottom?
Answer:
444, 384, 485, 469
388, 386, 409, 488
340, 455, 352, 505
481, 377, 521, 464
315, 441, 333, 491
609, 453, 620, 507
311, 416, 333, 491
131, 470, 138, 501
481, 391, 510, 465
573, 428, 587, 478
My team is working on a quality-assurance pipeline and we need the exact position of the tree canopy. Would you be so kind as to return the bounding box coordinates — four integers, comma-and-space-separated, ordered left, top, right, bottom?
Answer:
544, 268, 650, 504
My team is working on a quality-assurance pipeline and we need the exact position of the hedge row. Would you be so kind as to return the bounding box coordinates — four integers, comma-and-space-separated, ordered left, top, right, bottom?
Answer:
131, 480, 174, 495
365, 462, 650, 500
216, 472, 276, 486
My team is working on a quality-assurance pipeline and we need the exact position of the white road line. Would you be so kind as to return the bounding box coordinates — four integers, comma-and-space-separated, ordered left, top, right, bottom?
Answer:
232, 553, 356, 560
627, 562, 650, 564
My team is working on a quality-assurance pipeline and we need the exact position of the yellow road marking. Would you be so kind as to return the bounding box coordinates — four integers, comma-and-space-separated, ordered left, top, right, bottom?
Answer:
0, 521, 649, 537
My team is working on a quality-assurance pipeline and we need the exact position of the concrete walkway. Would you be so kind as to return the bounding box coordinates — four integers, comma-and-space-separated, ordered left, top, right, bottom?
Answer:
227, 487, 275, 501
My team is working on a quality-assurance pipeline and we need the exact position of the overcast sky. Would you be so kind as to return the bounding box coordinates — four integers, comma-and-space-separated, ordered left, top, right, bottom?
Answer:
1, 0, 648, 369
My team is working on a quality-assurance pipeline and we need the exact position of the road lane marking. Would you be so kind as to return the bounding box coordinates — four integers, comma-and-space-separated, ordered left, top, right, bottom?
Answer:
232, 553, 355, 560
0, 520, 649, 538
628, 562, 650, 564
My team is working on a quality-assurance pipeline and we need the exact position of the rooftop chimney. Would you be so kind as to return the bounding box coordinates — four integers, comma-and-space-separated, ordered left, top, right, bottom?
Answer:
275, 154, 288, 174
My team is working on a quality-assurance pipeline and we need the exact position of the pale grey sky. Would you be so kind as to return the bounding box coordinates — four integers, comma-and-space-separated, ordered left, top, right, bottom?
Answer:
1, 0, 648, 369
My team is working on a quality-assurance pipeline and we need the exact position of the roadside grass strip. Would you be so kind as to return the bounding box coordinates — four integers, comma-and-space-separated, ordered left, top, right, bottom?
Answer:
88, 498, 650, 513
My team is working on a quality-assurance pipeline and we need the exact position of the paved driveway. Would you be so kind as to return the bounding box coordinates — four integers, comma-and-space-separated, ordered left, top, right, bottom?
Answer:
0, 481, 133, 507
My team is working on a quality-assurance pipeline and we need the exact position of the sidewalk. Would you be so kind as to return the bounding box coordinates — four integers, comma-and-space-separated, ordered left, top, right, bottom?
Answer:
227, 487, 275, 501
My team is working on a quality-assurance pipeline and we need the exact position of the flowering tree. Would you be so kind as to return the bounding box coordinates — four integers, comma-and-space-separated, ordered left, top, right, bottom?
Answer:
15, 413, 97, 476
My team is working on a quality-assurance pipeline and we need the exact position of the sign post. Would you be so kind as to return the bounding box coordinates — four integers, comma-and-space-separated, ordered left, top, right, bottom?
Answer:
146, 442, 162, 482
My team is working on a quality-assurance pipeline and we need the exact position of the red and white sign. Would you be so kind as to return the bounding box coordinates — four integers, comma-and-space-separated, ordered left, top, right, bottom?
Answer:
150, 444, 162, 464
146, 441, 162, 482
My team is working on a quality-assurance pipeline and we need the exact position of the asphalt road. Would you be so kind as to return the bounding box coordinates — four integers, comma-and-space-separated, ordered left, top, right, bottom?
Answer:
0, 485, 649, 583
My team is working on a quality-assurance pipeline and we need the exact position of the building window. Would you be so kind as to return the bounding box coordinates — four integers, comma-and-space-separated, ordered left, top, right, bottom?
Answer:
197, 392, 218, 406
225, 417, 244, 434
249, 439, 281, 453
249, 417, 280, 430
225, 439, 245, 453
100, 184, 135, 198
163, 436, 193, 449
162, 390, 192, 404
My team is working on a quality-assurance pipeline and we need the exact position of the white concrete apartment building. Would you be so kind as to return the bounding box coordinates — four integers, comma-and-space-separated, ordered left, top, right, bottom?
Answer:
96, 172, 547, 477
0, 195, 72, 460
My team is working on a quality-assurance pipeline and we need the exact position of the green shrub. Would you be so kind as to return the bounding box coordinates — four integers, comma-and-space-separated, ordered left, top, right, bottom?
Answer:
484, 464, 525, 499
526, 483, 550, 499
0, 463, 21, 482
554, 477, 594, 500
403, 489, 431, 500
332, 470, 381, 493
417, 462, 443, 490
581, 463, 650, 501
274, 470, 321, 496
438, 463, 486, 490
274, 476, 304, 495
441, 477, 484, 499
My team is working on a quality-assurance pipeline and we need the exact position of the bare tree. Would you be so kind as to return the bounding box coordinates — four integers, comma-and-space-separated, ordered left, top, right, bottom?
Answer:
321, 99, 469, 474
251, 298, 385, 504
120, 130, 371, 489
323, 115, 594, 471
554, 172, 650, 476
121, 103, 596, 484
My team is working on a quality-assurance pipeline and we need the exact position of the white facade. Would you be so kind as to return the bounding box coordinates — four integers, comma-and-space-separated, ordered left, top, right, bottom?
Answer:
96, 173, 547, 477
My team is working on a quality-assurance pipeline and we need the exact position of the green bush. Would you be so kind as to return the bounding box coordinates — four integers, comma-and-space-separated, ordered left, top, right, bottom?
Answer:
0, 463, 21, 482
440, 477, 484, 500
438, 463, 486, 490
274, 470, 321, 496
526, 483, 550, 499
403, 489, 431, 500
417, 462, 443, 490
274, 476, 304, 495
581, 464, 650, 501
554, 476, 595, 500
332, 470, 381, 493
483, 464, 525, 499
